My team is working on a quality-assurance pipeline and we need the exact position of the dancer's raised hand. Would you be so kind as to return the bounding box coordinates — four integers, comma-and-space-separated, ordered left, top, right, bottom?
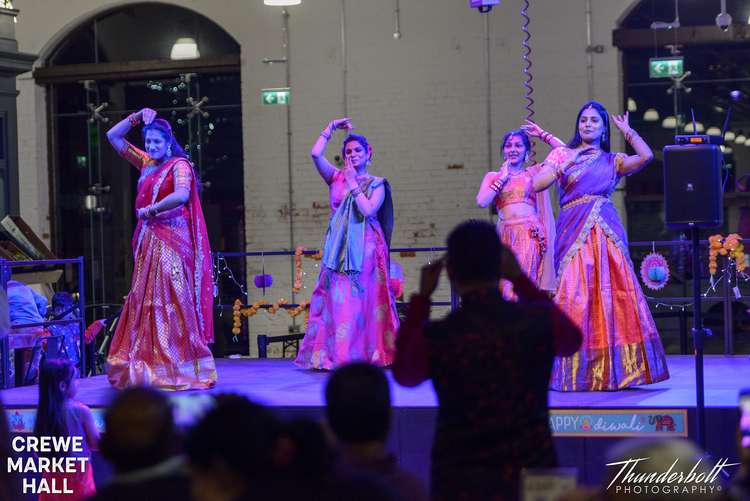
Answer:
141, 108, 157, 125
520, 119, 544, 138
343, 156, 357, 185
330, 117, 353, 131
611, 111, 631, 134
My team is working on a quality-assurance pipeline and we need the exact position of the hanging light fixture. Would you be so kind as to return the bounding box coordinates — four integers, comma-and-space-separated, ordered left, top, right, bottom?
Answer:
744, 137, 750, 146
706, 126, 722, 136
170, 38, 200, 60
684, 122, 704, 133
627, 98, 638, 112
721, 145, 733, 154
725, 131, 736, 141
643, 108, 659, 122
264, 0, 301, 5
661, 116, 677, 129
735, 134, 747, 144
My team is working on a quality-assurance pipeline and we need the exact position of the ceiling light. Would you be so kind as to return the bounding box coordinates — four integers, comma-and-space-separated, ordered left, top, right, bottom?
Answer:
661, 116, 677, 129
627, 98, 637, 112
706, 127, 722, 136
643, 109, 659, 121
264, 0, 301, 5
725, 131, 736, 141
735, 135, 747, 144
170, 38, 200, 60
684, 122, 704, 133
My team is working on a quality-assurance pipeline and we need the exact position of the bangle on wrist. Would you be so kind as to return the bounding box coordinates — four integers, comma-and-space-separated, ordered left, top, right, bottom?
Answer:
624, 128, 638, 143
128, 113, 141, 127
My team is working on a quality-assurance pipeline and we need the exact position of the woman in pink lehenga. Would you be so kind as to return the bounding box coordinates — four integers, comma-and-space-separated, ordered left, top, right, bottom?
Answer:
476, 123, 563, 297
105, 107, 217, 390
534, 101, 669, 391
295, 118, 399, 370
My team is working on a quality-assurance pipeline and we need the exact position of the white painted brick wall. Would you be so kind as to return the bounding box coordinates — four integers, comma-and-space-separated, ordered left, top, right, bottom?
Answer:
14, 0, 635, 356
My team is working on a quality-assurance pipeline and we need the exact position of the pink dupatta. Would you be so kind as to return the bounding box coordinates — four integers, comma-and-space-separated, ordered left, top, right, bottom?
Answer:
132, 157, 215, 344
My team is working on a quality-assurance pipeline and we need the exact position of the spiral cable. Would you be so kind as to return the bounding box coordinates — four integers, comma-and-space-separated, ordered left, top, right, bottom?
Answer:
521, 0, 535, 161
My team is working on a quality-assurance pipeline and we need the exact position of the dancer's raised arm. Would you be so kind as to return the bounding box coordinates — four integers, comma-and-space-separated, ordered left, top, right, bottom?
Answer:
520, 119, 565, 149
106, 107, 156, 156
343, 157, 385, 217
533, 160, 561, 192
311, 117, 352, 184
611, 112, 654, 176
476, 171, 506, 208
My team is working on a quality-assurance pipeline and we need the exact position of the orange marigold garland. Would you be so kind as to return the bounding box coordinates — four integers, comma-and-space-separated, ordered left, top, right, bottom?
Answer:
294, 246, 323, 292
293, 246, 304, 292
708, 233, 747, 276
232, 298, 311, 335
234, 247, 317, 338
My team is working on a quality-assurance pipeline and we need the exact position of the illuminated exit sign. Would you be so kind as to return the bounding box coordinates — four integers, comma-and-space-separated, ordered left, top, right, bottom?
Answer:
261, 88, 290, 105
649, 57, 684, 78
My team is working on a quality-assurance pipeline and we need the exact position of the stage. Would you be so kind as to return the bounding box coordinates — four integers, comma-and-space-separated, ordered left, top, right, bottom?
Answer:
2, 355, 747, 485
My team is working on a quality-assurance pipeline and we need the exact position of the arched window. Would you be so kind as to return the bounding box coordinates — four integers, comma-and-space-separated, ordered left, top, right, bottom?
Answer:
36, 4, 244, 350
616, 0, 750, 241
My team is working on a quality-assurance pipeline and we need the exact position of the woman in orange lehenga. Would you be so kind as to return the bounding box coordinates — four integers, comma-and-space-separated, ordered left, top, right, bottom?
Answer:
534, 101, 669, 391
105, 107, 216, 390
476, 123, 562, 297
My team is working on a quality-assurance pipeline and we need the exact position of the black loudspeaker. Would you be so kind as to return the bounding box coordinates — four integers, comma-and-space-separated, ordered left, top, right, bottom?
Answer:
663, 144, 723, 229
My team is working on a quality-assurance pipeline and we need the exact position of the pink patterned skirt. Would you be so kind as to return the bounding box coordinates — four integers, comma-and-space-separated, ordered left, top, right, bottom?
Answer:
295, 222, 399, 370
107, 230, 217, 390
497, 215, 547, 301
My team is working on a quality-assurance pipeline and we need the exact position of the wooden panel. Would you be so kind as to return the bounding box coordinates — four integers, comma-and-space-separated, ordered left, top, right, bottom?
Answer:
33, 54, 240, 83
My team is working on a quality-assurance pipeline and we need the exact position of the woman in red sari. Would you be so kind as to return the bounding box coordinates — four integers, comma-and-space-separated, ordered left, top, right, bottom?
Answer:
105, 108, 217, 390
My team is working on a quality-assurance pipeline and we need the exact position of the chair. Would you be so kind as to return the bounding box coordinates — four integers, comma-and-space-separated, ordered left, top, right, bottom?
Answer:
22, 334, 68, 385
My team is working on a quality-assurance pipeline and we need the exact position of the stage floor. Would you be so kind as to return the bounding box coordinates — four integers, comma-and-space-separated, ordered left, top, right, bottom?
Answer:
2, 355, 747, 486
1, 354, 747, 409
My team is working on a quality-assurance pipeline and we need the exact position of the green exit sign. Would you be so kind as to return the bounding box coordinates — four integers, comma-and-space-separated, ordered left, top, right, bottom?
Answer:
649, 57, 684, 78
261, 88, 290, 105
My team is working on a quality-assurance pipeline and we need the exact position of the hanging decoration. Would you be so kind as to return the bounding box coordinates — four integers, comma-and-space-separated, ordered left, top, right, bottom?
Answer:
231, 298, 310, 336
640, 249, 670, 291
708, 233, 747, 276
254, 251, 273, 294
293, 246, 323, 292
254, 274, 274, 290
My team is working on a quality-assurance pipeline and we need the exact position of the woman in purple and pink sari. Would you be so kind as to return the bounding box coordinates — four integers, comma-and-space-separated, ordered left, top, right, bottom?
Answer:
295, 118, 399, 370
105, 108, 217, 390
534, 101, 669, 391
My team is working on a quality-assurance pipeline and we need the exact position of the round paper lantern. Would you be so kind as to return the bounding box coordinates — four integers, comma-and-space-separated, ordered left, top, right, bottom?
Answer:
640, 252, 670, 291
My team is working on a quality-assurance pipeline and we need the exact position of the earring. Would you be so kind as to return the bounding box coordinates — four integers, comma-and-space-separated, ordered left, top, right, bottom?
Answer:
167, 145, 173, 157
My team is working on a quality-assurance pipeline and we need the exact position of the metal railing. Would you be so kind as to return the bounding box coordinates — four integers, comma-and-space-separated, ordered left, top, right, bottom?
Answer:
0, 257, 86, 388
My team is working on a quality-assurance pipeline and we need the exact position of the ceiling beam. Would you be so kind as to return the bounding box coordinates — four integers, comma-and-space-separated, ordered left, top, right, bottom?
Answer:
33, 54, 240, 84
613, 24, 750, 49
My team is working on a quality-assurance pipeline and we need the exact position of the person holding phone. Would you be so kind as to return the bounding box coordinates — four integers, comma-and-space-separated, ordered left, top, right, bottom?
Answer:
393, 220, 581, 500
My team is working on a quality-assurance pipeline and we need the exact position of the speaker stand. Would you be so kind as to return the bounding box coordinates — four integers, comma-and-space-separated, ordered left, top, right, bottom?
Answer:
691, 227, 707, 450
